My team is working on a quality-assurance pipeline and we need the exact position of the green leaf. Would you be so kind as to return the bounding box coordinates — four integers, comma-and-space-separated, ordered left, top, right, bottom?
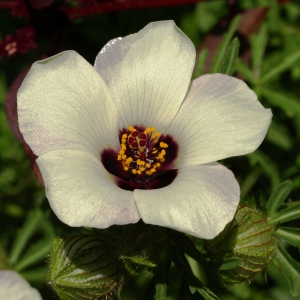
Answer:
275, 227, 300, 248
269, 203, 300, 225
247, 150, 280, 190
235, 59, 254, 83
14, 237, 52, 271
266, 180, 292, 217
260, 87, 300, 118
9, 208, 43, 265
265, 121, 293, 150
193, 49, 208, 79
273, 246, 300, 296
218, 257, 241, 271
259, 50, 300, 83
169, 245, 219, 300
250, 23, 267, 80
219, 37, 240, 75
210, 15, 241, 73
154, 264, 168, 300
190, 286, 220, 300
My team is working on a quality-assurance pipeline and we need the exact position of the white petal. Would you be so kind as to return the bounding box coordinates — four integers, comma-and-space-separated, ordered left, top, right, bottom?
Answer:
37, 149, 140, 228
94, 20, 195, 131
18, 51, 119, 158
134, 163, 240, 239
0, 271, 41, 300
168, 74, 272, 167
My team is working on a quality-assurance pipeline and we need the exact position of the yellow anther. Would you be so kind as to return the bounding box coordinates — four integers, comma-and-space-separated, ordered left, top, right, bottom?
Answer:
137, 170, 142, 175
140, 167, 145, 172
137, 159, 142, 165
132, 169, 137, 174
126, 157, 133, 163
146, 170, 151, 175
156, 163, 161, 167
161, 149, 166, 156
121, 144, 126, 150
144, 128, 151, 134
140, 160, 145, 166
128, 126, 135, 131
151, 127, 156, 132
119, 149, 125, 155
160, 142, 168, 148
160, 158, 165, 162
124, 166, 129, 171
146, 163, 151, 169
122, 155, 127, 160
117, 155, 121, 161
151, 168, 156, 173
122, 139, 126, 144
122, 133, 127, 139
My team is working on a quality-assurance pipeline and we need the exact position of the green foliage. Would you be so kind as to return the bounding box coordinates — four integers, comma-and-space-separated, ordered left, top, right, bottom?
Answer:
2, 0, 300, 299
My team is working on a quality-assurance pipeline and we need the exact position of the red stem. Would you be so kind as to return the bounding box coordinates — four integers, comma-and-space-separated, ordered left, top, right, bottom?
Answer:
0, 1, 18, 9
60, 0, 205, 20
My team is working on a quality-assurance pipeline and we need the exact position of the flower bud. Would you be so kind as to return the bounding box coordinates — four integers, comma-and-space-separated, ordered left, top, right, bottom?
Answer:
49, 233, 121, 299
205, 206, 276, 285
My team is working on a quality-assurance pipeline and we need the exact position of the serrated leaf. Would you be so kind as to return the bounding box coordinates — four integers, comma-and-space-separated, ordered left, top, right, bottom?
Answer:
9, 208, 43, 265
266, 180, 292, 217
219, 37, 240, 75
259, 50, 300, 83
210, 15, 241, 73
250, 23, 267, 80
275, 227, 300, 248
260, 87, 300, 118
265, 122, 293, 150
193, 49, 208, 79
274, 246, 300, 296
235, 59, 254, 83
269, 203, 300, 225
15, 236, 52, 271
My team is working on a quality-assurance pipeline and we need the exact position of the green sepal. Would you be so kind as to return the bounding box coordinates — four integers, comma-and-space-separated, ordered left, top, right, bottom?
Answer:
273, 246, 300, 296
275, 227, 300, 248
205, 206, 276, 285
266, 180, 292, 217
218, 37, 240, 76
49, 233, 121, 300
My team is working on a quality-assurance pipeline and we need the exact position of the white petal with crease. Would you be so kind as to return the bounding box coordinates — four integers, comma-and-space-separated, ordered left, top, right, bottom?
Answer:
18, 50, 119, 158
0, 271, 42, 300
94, 20, 195, 131
37, 149, 140, 228
134, 163, 240, 239
168, 74, 272, 167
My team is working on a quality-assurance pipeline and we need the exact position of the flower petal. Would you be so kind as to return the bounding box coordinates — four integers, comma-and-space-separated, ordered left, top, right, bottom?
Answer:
0, 271, 42, 300
18, 50, 119, 158
134, 162, 240, 239
94, 20, 195, 131
37, 149, 140, 228
168, 74, 272, 167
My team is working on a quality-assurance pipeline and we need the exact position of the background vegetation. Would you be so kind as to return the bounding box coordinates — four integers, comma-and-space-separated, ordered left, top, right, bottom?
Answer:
1, 0, 300, 298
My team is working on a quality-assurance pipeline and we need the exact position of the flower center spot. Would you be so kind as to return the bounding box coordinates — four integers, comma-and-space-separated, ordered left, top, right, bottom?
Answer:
117, 126, 168, 176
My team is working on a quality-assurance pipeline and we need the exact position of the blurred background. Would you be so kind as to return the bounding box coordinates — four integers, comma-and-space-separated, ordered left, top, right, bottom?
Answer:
1, 0, 300, 299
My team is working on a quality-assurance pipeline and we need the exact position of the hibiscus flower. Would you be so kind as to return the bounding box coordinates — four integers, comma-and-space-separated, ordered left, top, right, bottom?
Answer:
18, 21, 271, 239
0, 271, 41, 300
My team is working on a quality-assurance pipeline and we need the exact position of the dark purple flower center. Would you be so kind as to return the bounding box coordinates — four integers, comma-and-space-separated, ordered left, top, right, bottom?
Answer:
101, 125, 179, 191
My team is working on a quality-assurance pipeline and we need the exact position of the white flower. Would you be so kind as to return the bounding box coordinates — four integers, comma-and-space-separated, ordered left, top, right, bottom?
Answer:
0, 270, 42, 300
17, 21, 271, 239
